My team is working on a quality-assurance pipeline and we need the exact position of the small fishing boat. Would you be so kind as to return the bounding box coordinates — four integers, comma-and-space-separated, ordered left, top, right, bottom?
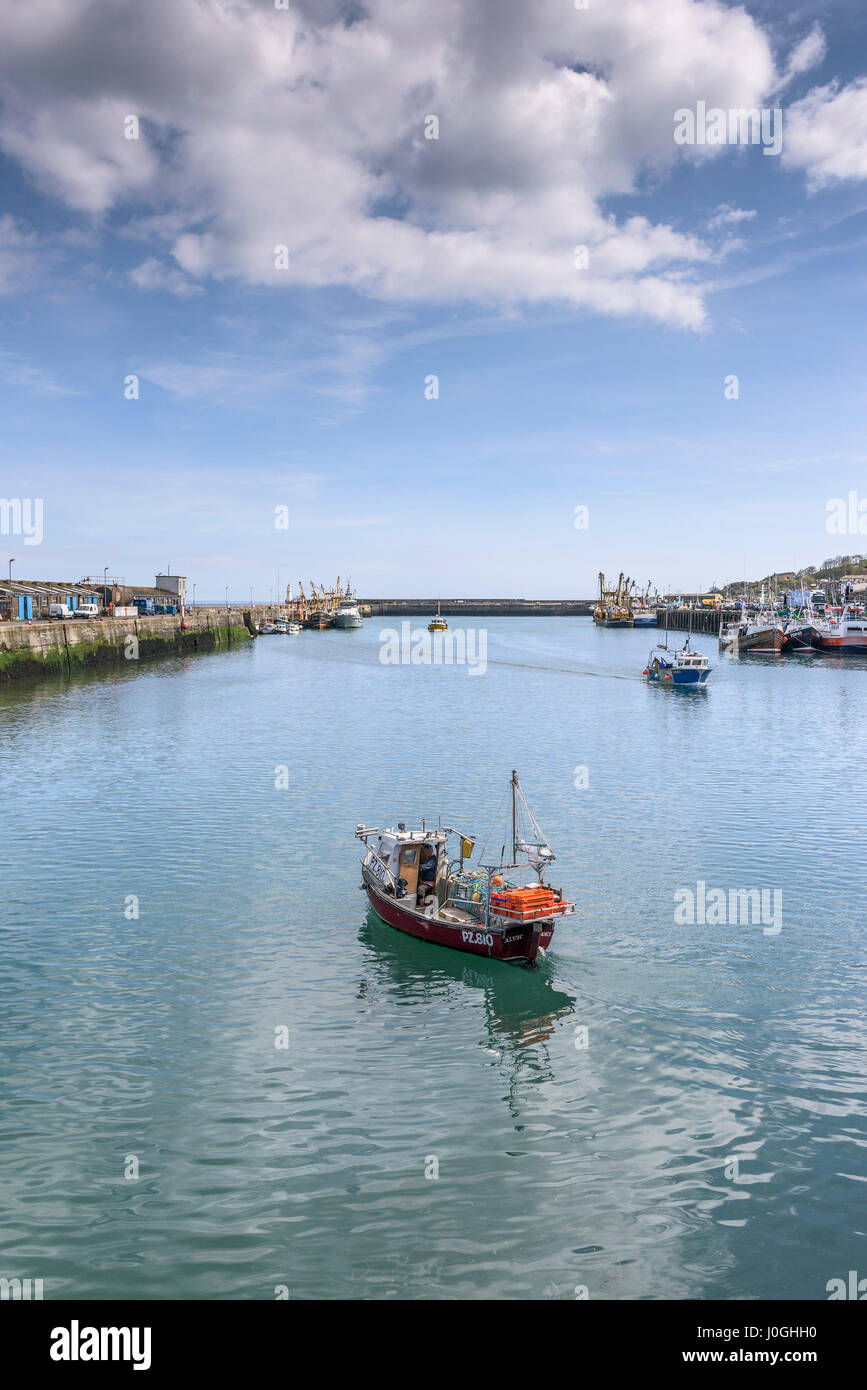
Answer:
644, 607, 710, 684
273, 619, 289, 634
644, 635, 710, 685
428, 601, 448, 632
286, 621, 302, 634
356, 771, 573, 965
259, 621, 278, 634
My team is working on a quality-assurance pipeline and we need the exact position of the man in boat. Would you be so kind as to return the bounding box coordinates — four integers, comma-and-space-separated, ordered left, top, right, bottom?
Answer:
418, 844, 437, 908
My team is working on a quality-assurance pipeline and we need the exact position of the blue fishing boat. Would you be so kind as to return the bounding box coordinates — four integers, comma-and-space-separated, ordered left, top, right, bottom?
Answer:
643, 606, 710, 685
644, 638, 711, 685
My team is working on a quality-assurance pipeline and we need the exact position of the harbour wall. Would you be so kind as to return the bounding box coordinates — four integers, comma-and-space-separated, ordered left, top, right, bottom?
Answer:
0, 610, 254, 684
359, 598, 596, 617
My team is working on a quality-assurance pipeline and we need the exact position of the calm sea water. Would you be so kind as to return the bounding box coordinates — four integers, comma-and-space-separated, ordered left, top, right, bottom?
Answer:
0, 619, 865, 1301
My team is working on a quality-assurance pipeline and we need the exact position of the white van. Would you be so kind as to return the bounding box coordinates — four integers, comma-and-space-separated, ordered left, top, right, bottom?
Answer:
49, 603, 74, 620
75, 603, 100, 619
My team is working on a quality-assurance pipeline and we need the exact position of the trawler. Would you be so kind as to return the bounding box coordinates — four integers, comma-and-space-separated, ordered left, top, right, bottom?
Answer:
632, 581, 658, 627
593, 571, 634, 627
812, 602, 867, 652
333, 596, 363, 629
719, 590, 785, 654
356, 772, 573, 965
294, 577, 363, 629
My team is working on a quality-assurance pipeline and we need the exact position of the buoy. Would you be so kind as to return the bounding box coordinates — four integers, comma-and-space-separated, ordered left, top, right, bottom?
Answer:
492, 875, 503, 886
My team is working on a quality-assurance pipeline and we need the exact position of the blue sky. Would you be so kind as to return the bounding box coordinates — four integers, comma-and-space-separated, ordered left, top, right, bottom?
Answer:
2, 0, 867, 599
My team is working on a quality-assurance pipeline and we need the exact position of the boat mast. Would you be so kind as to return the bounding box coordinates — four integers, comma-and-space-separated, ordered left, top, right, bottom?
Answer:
511, 769, 518, 863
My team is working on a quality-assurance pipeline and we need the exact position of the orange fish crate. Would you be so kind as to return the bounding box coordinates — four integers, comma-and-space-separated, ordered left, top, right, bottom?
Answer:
490, 888, 572, 922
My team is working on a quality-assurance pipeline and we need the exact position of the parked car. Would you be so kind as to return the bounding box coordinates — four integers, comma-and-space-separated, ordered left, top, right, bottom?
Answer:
74, 604, 100, 619
48, 603, 75, 620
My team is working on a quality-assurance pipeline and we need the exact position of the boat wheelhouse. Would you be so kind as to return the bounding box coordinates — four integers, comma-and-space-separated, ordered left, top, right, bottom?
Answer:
356, 772, 573, 965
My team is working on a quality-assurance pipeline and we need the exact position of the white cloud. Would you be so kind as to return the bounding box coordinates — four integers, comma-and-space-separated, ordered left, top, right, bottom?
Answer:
129, 256, 202, 297
706, 206, 757, 231
0, 0, 790, 329
784, 79, 867, 187
779, 23, 827, 89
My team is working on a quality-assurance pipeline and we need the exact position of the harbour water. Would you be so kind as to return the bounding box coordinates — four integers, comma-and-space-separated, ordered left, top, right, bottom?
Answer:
0, 619, 864, 1300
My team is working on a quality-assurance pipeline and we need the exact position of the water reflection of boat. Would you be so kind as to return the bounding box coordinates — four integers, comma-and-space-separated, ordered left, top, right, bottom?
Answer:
358, 907, 576, 1051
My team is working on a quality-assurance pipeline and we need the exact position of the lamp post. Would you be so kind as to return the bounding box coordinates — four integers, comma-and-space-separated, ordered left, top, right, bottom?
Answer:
249, 585, 253, 609
8, 558, 14, 582
225, 586, 229, 611
192, 583, 196, 609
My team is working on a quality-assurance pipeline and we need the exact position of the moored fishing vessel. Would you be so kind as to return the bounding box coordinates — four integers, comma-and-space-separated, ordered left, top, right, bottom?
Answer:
356, 771, 573, 965
812, 603, 867, 652
719, 611, 784, 653
781, 613, 817, 652
632, 581, 658, 627
593, 571, 634, 627
333, 596, 363, 628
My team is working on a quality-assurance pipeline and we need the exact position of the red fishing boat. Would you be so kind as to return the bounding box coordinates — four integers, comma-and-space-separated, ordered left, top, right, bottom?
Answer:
813, 604, 867, 652
356, 771, 574, 966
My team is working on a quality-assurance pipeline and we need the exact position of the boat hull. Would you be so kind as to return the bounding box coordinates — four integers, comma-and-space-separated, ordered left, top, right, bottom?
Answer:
593, 617, 633, 627
333, 614, 363, 629
721, 626, 784, 653
646, 667, 709, 685
814, 632, 867, 652
633, 614, 657, 627
362, 880, 555, 964
781, 625, 817, 652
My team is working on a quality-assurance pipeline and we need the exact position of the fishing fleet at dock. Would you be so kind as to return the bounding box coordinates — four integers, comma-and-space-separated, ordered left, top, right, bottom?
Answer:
593, 573, 660, 627
717, 584, 867, 655
258, 578, 366, 633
